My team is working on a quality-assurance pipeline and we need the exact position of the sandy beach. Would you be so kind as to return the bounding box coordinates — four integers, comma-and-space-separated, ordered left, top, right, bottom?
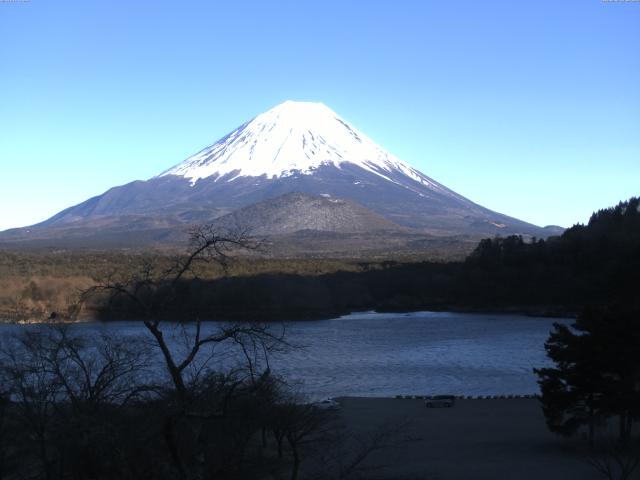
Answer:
337, 397, 602, 480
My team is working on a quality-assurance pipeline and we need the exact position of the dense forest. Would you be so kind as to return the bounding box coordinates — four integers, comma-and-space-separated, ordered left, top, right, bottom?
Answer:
458, 196, 640, 312
80, 197, 640, 321
1, 197, 638, 322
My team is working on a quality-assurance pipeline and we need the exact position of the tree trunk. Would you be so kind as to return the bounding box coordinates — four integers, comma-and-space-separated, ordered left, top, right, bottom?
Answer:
164, 415, 188, 480
145, 322, 188, 406
618, 413, 634, 445
274, 430, 284, 459
588, 402, 595, 448
38, 434, 52, 480
290, 445, 300, 480
193, 424, 207, 480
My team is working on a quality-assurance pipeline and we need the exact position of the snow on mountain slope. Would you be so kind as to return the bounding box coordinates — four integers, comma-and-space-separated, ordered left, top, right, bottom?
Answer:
0, 100, 553, 249
159, 100, 453, 198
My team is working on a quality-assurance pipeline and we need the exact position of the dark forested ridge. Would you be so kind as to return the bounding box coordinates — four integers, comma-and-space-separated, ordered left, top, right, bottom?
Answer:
464, 197, 640, 311
83, 197, 639, 321
1, 198, 637, 322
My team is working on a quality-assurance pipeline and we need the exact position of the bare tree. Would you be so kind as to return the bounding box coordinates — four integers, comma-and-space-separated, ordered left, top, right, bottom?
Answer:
266, 392, 413, 480
334, 420, 414, 480
0, 224, 410, 480
80, 225, 288, 480
38, 324, 152, 408
284, 403, 334, 480
294, 414, 415, 480
81, 225, 280, 401
0, 324, 154, 480
587, 438, 640, 480
1, 329, 62, 480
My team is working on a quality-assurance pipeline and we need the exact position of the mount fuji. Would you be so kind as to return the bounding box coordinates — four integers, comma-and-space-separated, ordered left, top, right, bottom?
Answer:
1, 101, 559, 251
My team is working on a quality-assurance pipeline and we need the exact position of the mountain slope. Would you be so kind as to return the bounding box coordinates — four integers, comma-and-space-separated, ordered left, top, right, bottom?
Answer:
210, 192, 403, 236
1, 100, 555, 250
160, 101, 455, 194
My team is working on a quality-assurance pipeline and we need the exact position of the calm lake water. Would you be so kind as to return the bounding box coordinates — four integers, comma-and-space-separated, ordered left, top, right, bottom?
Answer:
1, 311, 571, 400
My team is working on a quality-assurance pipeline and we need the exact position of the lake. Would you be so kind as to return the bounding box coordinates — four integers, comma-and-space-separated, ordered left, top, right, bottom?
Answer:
0, 311, 571, 400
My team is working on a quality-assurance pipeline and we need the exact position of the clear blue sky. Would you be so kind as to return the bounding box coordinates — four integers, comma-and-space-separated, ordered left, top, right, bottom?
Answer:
1, 0, 638, 231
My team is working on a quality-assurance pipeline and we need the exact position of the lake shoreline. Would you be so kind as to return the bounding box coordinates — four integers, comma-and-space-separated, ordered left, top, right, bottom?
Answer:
1, 304, 576, 325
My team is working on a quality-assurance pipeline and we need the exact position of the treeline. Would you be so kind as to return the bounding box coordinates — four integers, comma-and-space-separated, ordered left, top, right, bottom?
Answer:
0, 250, 378, 280
464, 197, 640, 310
6, 197, 639, 322
88, 198, 640, 320
0, 254, 395, 322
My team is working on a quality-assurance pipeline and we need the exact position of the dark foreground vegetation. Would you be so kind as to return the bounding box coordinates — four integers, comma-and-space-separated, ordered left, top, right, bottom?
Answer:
527, 198, 640, 479
538, 305, 640, 441
0, 227, 406, 480
0, 323, 407, 480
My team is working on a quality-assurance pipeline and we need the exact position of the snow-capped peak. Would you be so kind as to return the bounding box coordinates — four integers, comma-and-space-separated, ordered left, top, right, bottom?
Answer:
159, 100, 437, 190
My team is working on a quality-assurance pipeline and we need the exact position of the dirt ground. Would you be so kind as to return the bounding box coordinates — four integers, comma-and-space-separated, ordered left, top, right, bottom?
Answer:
337, 397, 603, 480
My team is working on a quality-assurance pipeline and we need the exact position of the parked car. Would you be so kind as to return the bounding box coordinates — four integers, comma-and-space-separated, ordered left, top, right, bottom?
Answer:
313, 398, 340, 410
425, 395, 455, 408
